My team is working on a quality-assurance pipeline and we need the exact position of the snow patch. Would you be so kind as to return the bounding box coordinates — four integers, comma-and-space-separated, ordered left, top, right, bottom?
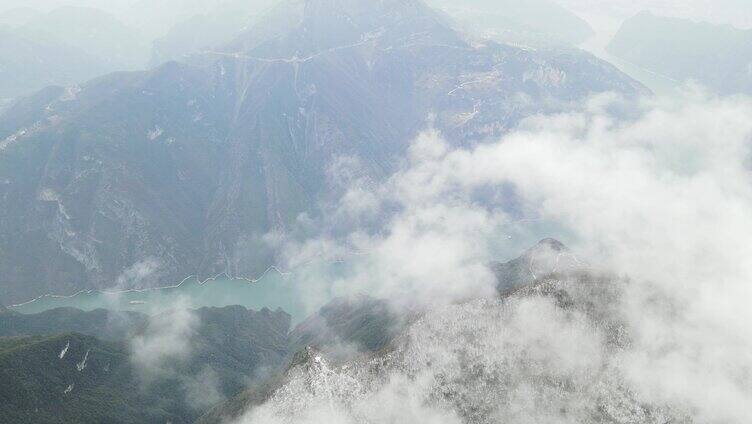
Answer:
76, 349, 90, 372
59, 341, 70, 359
38, 188, 60, 202
448, 71, 502, 96
0, 128, 26, 151
60, 86, 81, 102
147, 126, 164, 141
523, 66, 567, 87
453, 101, 481, 126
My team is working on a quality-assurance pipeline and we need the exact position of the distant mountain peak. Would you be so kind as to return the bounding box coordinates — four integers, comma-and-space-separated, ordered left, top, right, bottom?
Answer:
224, 0, 460, 58
493, 238, 582, 292
532, 238, 567, 252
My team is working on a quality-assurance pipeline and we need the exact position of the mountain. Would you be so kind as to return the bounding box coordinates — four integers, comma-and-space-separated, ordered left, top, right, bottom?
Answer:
0, 0, 644, 305
0, 28, 109, 99
288, 295, 403, 358
0, 307, 148, 341
492, 238, 582, 292
607, 11, 752, 94
0, 6, 150, 100
147, 0, 287, 66
0, 296, 387, 422
426, 0, 594, 47
150, 9, 255, 66
124, 0, 280, 39
0, 333, 185, 423
0, 241, 560, 422
199, 241, 585, 423
16, 7, 149, 71
197, 269, 687, 424
197, 296, 406, 424
0, 306, 292, 388
195, 259, 636, 424
0, 305, 291, 422
183, 305, 291, 397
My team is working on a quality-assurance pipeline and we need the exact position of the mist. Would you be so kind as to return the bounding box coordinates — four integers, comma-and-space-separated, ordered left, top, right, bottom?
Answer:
229, 90, 752, 423
557, 0, 752, 29
2, 0, 750, 98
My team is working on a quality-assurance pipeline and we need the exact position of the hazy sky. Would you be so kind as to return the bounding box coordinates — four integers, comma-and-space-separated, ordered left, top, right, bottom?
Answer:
0, 0, 137, 13
556, 0, 752, 30
2, 0, 751, 29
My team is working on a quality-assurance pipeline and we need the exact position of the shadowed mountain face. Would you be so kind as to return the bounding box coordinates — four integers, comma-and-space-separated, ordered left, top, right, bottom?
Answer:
0, 0, 643, 305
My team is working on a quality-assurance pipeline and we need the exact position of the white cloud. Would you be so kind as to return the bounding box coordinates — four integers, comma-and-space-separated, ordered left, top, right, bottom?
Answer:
129, 298, 229, 410
247, 90, 752, 423
129, 296, 197, 382
115, 257, 163, 290
183, 366, 226, 410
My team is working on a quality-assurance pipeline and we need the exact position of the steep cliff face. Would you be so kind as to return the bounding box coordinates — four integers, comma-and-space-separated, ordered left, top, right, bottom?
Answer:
0, 0, 644, 304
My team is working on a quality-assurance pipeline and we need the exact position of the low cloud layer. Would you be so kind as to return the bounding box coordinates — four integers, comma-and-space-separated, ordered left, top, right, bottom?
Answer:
242, 90, 752, 423
115, 257, 163, 291
130, 297, 197, 382
129, 297, 225, 408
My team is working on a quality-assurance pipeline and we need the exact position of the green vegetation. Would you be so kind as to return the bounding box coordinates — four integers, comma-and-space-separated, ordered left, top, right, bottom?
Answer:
0, 333, 185, 423
0, 305, 292, 423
